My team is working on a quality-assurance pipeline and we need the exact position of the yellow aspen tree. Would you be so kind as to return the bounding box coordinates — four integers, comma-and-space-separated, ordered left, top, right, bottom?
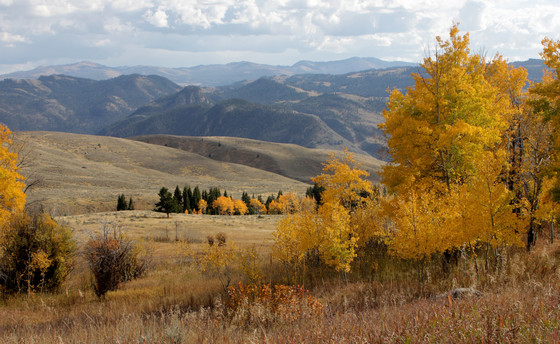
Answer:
521, 38, 560, 248
233, 199, 248, 215
249, 198, 267, 214
213, 196, 234, 215
0, 124, 26, 226
380, 25, 510, 193
312, 149, 373, 211
197, 199, 208, 214
459, 152, 526, 269
272, 206, 317, 282
315, 201, 357, 272
273, 152, 371, 275
388, 186, 454, 261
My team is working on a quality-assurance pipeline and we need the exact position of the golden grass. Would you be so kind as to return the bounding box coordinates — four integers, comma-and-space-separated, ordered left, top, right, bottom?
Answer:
1, 217, 559, 343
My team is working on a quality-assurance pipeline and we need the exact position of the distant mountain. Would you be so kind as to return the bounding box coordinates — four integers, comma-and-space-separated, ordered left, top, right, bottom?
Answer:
0, 74, 181, 133
100, 98, 358, 152
0, 58, 417, 87
100, 75, 391, 158
509, 58, 548, 85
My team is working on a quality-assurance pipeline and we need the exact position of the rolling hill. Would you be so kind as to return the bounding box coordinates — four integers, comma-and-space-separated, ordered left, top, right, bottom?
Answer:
14, 131, 314, 215
100, 98, 362, 153
131, 134, 384, 184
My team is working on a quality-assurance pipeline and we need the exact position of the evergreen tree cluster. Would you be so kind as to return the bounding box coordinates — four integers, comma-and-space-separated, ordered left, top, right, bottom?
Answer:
153, 185, 293, 216
116, 194, 134, 211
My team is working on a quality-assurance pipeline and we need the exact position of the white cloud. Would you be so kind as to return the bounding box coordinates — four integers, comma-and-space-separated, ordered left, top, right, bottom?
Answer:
144, 7, 169, 27
0, 32, 27, 43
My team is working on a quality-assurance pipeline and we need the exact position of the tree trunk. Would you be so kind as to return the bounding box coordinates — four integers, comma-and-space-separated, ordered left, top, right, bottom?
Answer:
526, 217, 537, 251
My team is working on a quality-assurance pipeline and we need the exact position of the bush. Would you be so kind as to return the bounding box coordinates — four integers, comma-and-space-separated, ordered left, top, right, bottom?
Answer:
84, 223, 149, 297
0, 212, 75, 294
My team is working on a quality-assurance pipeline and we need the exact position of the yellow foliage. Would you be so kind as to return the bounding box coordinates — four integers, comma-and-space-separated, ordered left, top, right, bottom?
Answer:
212, 196, 234, 215
380, 25, 518, 193
197, 199, 208, 214
249, 198, 267, 214
273, 153, 369, 273
233, 199, 248, 215
312, 149, 373, 211
0, 125, 26, 227
388, 187, 455, 260
458, 151, 527, 248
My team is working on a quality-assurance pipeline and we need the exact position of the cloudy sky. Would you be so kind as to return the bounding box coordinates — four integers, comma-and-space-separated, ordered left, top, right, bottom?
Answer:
0, 0, 559, 74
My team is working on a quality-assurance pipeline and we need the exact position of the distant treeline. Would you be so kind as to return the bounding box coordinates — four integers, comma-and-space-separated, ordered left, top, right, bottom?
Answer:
153, 185, 319, 217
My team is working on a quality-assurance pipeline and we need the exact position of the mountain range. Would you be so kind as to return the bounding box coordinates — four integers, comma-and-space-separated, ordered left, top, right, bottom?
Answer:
0, 57, 417, 87
0, 74, 181, 133
0, 58, 548, 161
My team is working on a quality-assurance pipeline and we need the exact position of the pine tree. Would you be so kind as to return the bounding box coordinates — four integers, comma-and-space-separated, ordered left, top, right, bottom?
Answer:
116, 194, 127, 211
127, 197, 134, 210
182, 186, 192, 213
154, 187, 177, 218
173, 186, 182, 213
192, 186, 202, 212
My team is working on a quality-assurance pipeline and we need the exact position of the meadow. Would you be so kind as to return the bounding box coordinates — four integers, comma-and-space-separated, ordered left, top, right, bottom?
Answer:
1, 209, 559, 343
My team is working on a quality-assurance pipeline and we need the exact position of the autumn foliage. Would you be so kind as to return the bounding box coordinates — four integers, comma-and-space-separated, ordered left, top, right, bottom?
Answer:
0, 125, 26, 226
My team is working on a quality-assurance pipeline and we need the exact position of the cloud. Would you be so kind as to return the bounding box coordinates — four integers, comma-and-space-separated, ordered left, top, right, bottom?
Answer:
0, 0, 559, 74
144, 7, 169, 28
0, 32, 27, 44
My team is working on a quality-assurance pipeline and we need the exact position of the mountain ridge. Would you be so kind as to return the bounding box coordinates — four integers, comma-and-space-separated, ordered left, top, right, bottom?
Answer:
1, 57, 417, 86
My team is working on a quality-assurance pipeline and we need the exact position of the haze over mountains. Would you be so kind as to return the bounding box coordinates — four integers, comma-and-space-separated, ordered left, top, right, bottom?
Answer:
0, 57, 417, 86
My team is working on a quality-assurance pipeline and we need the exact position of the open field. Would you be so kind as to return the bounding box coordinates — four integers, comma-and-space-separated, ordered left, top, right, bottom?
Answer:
57, 210, 279, 253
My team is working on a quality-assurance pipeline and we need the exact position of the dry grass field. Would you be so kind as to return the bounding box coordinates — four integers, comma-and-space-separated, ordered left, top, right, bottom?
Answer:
133, 134, 385, 184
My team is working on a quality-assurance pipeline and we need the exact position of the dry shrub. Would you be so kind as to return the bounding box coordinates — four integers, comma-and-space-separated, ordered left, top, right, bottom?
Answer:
84, 223, 149, 297
226, 282, 323, 327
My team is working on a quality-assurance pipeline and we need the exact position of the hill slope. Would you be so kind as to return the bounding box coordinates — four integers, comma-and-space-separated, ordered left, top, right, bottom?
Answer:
100, 98, 361, 153
14, 132, 310, 214
132, 135, 384, 184
0, 74, 181, 134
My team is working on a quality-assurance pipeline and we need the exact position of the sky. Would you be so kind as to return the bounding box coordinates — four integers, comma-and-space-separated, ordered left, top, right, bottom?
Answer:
0, 0, 559, 74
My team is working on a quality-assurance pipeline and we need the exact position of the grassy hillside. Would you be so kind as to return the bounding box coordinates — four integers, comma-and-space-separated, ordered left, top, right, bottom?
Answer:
14, 131, 309, 215
133, 134, 384, 184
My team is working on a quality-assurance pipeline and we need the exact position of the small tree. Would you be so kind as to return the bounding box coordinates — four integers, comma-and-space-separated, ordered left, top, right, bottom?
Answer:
182, 186, 192, 213
213, 196, 234, 215
233, 199, 249, 215
127, 197, 134, 210
173, 186, 183, 213
0, 212, 75, 294
84, 223, 148, 297
154, 187, 177, 218
116, 194, 127, 211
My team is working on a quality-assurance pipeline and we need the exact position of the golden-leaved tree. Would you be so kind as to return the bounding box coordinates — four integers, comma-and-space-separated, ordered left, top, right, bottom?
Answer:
0, 125, 26, 226
273, 151, 372, 278
380, 25, 529, 260
526, 37, 560, 247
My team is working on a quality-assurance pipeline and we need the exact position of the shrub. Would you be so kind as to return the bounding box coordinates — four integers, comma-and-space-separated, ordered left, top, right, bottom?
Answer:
84, 223, 149, 297
0, 211, 75, 294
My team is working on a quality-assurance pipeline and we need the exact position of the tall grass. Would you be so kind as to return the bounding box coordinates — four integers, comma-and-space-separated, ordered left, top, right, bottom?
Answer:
1, 240, 559, 343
